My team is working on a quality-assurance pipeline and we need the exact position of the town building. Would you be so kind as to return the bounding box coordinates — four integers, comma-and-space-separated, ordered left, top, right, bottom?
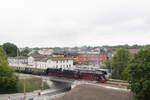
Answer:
112, 49, 140, 57
50, 50, 107, 66
8, 55, 74, 70
38, 49, 53, 55
77, 52, 107, 66
129, 49, 140, 54
8, 56, 28, 66
50, 51, 79, 64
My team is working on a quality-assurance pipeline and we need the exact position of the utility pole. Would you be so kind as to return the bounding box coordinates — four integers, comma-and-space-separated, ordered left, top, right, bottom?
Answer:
24, 76, 26, 100
41, 76, 43, 91
110, 59, 112, 73
98, 48, 101, 68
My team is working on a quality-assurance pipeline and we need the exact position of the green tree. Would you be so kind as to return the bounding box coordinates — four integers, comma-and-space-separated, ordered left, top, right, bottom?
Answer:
120, 66, 129, 80
29, 51, 40, 56
0, 47, 18, 93
20, 47, 30, 56
2, 42, 18, 57
99, 64, 106, 69
128, 49, 150, 100
111, 48, 131, 79
105, 59, 112, 69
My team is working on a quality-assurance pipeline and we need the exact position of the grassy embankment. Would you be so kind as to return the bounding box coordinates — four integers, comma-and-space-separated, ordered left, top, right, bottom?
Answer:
0, 77, 49, 94
17, 77, 49, 93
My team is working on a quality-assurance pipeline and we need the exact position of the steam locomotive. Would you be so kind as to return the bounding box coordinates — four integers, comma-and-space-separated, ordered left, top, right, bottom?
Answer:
15, 66, 108, 83
46, 68, 108, 83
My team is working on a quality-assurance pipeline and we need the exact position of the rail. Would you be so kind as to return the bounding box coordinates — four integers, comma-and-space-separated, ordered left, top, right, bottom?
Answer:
102, 79, 129, 88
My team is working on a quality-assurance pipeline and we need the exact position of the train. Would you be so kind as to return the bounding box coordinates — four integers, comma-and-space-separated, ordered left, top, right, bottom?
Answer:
46, 68, 108, 83
14, 66, 108, 83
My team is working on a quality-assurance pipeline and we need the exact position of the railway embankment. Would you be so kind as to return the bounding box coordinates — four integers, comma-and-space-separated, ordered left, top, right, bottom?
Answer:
51, 84, 133, 100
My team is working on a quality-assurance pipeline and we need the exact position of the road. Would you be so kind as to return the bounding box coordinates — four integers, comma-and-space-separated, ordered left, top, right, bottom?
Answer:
0, 89, 67, 100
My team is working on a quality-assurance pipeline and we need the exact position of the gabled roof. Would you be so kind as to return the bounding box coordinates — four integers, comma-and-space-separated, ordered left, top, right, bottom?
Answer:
34, 58, 49, 62
9, 56, 28, 59
51, 51, 78, 56
33, 56, 73, 62
30, 54, 51, 58
50, 57, 73, 61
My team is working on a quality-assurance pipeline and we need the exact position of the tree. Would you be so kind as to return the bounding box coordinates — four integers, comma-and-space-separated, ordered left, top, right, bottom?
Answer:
0, 47, 18, 93
111, 48, 131, 79
2, 42, 18, 57
29, 50, 40, 56
128, 49, 150, 100
105, 59, 112, 69
33, 47, 40, 50
20, 47, 30, 56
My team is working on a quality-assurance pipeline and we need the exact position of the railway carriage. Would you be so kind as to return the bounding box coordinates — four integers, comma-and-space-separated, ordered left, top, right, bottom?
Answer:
13, 65, 108, 83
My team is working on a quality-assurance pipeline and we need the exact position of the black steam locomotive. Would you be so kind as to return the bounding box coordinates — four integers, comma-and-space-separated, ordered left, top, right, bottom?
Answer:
14, 66, 108, 83
46, 68, 108, 83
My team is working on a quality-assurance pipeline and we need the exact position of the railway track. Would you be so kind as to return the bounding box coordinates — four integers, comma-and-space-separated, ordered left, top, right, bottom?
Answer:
17, 73, 129, 89
102, 79, 129, 88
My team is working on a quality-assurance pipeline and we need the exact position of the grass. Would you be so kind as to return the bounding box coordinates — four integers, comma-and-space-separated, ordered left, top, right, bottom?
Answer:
0, 77, 49, 94
16, 77, 49, 93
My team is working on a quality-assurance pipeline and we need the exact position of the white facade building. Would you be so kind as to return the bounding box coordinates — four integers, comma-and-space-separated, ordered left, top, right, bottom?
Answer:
46, 58, 73, 69
8, 56, 28, 66
8, 55, 73, 70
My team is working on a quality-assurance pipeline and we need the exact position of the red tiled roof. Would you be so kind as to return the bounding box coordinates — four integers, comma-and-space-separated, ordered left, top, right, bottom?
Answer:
129, 49, 140, 54
112, 49, 140, 56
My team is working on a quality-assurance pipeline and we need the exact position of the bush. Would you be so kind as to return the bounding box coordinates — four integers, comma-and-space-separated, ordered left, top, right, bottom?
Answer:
0, 47, 18, 93
128, 49, 150, 100
111, 48, 131, 79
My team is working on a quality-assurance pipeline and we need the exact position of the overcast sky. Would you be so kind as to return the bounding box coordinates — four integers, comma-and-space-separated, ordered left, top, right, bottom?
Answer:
0, 0, 150, 47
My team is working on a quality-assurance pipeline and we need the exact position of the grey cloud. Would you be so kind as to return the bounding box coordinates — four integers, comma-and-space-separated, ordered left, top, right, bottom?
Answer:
0, 0, 150, 47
